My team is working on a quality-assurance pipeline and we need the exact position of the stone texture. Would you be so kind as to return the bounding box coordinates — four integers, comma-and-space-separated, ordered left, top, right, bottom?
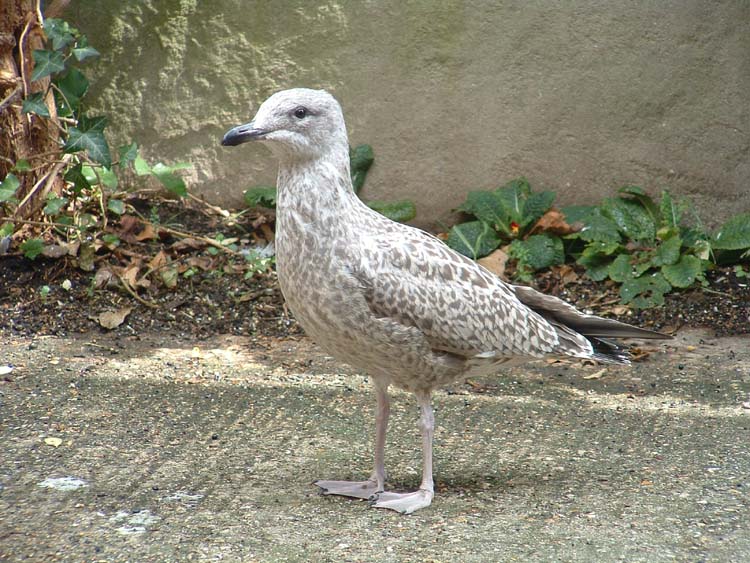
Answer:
71, 0, 750, 228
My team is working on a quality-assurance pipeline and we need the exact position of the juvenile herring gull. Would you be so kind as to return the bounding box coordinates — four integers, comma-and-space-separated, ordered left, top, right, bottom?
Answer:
221, 88, 669, 514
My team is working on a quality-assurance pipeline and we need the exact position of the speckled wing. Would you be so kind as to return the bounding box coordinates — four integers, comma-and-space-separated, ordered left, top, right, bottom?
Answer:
351, 226, 588, 360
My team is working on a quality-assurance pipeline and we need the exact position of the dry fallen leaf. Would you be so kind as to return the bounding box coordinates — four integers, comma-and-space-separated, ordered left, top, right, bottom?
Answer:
478, 248, 510, 279
529, 209, 580, 236
149, 250, 170, 271
98, 307, 133, 330
583, 368, 607, 380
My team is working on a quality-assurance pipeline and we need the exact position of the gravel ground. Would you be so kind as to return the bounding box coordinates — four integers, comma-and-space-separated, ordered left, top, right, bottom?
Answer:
1, 328, 749, 562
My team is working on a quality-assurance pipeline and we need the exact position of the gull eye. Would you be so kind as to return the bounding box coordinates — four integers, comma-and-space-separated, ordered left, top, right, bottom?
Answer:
293, 107, 308, 119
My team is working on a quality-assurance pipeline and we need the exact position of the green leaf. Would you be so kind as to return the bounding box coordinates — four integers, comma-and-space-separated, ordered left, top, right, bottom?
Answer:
580, 240, 621, 258
350, 144, 374, 194
602, 197, 656, 241
561, 205, 597, 225
43, 195, 68, 215
577, 254, 611, 281
63, 164, 91, 193
0, 173, 21, 202
20, 238, 44, 260
620, 273, 671, 309
151, 163, 187, 197
244, 186, 277, 208
102, 233, 121, 248
13, 159, 31, 172
78, 115, 108, 132
446, 220, 501, 260
133, 155, 151, 176
21, 92, 51, 117
662, 255, 703, 288
608, 254, 634, 282
0, 222, 14, 237
619, 186, 660, 226
366, 200, 416, 223
457, 191, 512, 235
31, 50, 65, 81
72, 36, 100, 61
496, 178, 531, 221
579, 212, 621, 243
107, 199, 125, 215
99, 167, 118, 189
44, 19, 76, 51
118, 142, 138, 168
659, 190, 681, 229
54, 68, 89, 113
713, 214, 750, 250
652, 235, 682, 267
521, 191, 555, 227
509, 234, 564, 271
64, 127, 112, 167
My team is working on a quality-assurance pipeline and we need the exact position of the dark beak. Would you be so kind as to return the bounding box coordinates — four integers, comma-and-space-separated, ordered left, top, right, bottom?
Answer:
221, 121, 267, 146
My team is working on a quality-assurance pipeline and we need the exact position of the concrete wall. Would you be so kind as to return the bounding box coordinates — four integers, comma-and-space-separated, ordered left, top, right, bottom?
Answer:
71, 0, 750, 229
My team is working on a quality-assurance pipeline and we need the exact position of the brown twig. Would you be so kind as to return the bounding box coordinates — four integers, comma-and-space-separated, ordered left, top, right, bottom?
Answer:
114, 273, 160, 309
0, 85, 22, 113
1, 218, 78, 230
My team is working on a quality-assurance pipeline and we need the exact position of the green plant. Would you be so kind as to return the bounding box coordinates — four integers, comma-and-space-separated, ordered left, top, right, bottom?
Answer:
242, 144, 417, 223
447, 178, 565, 279
0, 19, 189, 258
562, 187, 712, 308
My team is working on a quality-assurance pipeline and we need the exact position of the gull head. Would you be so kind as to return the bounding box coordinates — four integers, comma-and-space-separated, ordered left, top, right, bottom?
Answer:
221, 88, 347, 160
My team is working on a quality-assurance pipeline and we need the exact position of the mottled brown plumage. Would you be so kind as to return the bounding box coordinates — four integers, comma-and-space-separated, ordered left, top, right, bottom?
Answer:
221, 88, 669, 513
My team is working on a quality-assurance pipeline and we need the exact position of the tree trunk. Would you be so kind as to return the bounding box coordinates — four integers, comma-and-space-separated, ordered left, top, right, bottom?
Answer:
0, 0, 63, 222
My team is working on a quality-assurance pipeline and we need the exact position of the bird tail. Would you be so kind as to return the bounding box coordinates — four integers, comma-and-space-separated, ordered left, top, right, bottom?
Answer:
510, 284, 671, 364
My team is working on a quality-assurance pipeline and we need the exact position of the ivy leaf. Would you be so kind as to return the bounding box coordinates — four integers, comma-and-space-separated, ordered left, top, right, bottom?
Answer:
244, 186, 277, 208
151, 163, 187, 197
63, 164, 91, 194
44, 19, 76, 51
350, 144, 374, 194
713, 214, 750, 250
13, 159, 31, 172
43, 195, 68, 216
118, 142, 138, 168
107, 199, 125, 215
366, 200, 416, 223
31, 50, 65, 82
54, 68, 89, 113
620, 273, 671, 309
662, 255, 703, 288
72, 36, 100, 61
21, 92, 50, 117
64, 127, 112, 167
509, 234, 564, 271
521, 191, 555, 228
457, 191, 512, 236
652, 235, 682, 266
446, 220, 501, 260
133, 155, 151, 176
78, 115, 108, 132
0, 173, 20, 202
20, 238, 45, 260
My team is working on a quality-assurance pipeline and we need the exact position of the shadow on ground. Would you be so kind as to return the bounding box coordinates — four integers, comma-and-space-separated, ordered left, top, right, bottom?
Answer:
1, 329, 748, 562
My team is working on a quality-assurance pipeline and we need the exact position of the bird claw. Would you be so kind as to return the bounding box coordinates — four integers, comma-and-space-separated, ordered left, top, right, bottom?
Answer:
369, 489, 434, 514
314, 479, 381, 500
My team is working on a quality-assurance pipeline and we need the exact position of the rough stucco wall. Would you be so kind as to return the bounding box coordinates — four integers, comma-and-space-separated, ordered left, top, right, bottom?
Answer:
71, 1, 749, 229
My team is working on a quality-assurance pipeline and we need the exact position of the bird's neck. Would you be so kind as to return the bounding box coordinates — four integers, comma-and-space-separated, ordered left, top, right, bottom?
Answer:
276, 146, 360, 220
